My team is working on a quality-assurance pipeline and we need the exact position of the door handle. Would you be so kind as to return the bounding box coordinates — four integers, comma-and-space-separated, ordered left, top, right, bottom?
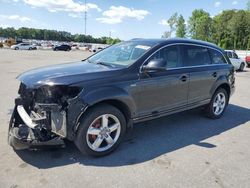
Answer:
180, 75, 188, 82
212, 72, 217, 78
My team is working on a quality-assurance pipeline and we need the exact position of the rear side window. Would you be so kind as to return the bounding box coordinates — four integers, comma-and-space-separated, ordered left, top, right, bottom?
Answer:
149, 45, 181, 69
181, 45, 211, 66
209, 49, 227, 64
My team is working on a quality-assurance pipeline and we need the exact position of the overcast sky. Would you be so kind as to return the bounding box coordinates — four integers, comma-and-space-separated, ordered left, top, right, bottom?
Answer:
0, 0, 248, 40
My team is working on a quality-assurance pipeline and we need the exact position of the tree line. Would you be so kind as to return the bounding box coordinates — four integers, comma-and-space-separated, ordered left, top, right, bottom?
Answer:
0, 27, 121, 45
163, 3, 250, 50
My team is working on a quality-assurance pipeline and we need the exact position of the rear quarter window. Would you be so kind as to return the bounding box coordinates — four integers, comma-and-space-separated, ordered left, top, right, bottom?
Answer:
209, 49, 227, 64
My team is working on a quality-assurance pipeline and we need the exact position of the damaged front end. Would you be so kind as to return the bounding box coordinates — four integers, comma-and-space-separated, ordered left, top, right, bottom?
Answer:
8, 82, 85, 150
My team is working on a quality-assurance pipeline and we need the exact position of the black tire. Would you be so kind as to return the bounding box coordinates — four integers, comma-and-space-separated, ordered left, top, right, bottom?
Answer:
239, 63, 245, 71
28, 47, 32, 50
204, 88, 229, 119
15, 47, 19, 50
74, 104, 126, 157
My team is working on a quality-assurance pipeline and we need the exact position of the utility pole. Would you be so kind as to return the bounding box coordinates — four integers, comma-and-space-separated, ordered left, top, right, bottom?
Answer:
109, 31, 111, 38
84, 0, 87, 35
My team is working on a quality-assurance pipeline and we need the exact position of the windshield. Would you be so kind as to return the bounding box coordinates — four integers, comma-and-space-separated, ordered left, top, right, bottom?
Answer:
88, 41, 157, 67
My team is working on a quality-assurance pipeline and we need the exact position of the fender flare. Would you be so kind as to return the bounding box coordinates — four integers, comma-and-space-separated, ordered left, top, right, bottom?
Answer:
210, 75, 231, 97
82, 86, 137, 116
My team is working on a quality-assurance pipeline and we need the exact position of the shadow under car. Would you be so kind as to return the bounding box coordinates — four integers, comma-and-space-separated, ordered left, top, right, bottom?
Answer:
15, 104, 250, 169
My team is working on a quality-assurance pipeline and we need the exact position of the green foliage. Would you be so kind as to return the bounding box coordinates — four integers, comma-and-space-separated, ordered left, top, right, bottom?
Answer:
168, 13, 178, 37
176, 15, 186, 38
0, 27, 121, 44
188, 9, 212, 41
162, 31, 171, 38
163, 7, 250, 50
247, 0, 250, 11
211, 10, 250, 49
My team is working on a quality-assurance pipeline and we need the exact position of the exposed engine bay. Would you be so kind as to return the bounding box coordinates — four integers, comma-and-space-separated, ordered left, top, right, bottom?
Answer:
8, 82, 84, 150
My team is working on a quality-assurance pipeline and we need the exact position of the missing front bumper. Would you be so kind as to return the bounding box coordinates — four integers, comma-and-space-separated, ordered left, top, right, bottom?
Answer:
8, 102, 67, 150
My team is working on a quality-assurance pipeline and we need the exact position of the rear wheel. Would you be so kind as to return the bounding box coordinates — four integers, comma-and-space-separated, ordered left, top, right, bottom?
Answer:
15, 47, 19, 50
74, 104, 126, 157
205, 88, 229, 119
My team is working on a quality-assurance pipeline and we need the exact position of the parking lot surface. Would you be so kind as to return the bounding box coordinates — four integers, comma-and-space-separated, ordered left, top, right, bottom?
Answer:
0, 49, 250, 188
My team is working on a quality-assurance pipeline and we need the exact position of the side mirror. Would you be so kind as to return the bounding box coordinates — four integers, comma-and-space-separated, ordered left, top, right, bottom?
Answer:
142, 59, 166, 72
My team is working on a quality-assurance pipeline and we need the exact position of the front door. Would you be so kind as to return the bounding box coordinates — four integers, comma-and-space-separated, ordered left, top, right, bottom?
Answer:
137, 45, 189, 117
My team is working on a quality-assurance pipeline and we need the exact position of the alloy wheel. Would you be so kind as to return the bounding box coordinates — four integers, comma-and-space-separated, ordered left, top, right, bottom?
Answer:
213, 92, 226, 116
86, 114, 121, 152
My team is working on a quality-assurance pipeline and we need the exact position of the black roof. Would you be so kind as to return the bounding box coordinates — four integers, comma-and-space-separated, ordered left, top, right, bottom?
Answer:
130, 38, 222, 51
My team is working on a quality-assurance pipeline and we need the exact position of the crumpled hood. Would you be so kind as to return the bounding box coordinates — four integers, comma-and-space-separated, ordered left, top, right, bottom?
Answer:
17, 61, 119, 88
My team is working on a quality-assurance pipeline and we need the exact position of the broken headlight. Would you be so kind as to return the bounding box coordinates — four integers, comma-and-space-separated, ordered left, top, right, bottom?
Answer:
35, 85, 82, 103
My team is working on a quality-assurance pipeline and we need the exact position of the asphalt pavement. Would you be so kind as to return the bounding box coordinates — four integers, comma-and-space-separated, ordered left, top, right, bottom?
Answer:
0, 49, 250, 188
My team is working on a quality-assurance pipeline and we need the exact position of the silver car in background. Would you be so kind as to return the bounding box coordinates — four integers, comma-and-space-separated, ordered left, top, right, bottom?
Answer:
11, 43, 37, 50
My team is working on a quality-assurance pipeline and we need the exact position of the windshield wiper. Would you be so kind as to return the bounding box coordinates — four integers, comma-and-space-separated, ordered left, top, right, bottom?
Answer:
96, 61, 115, 68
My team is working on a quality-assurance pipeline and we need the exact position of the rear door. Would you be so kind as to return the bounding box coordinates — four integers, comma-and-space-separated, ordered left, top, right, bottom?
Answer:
19, 44, 25, 50
180, 45, 216, 105
23, 44, 29, 50
137, 45, 189, 117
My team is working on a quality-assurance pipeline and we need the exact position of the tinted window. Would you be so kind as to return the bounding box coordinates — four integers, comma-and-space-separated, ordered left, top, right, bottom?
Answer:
227, 52, 233, 58
209, 49, 227, 64
181, 45, 211, 66
148, 45, 180, 69
88, 41, 156, 67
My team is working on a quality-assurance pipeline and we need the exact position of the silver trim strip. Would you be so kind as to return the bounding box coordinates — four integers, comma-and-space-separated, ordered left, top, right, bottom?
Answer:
140, 42, 229, 73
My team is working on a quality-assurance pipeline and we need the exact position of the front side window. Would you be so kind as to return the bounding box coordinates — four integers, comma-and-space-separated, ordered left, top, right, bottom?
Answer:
88, 41, 157, 67
147, 45, 180, 69
233, 52, 239, 59
181, 45, 211, 66
209, 49, 227, 64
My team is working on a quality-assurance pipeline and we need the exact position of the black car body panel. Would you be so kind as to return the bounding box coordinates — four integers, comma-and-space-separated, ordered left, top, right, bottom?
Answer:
8, 38, 235, 150
17, 61, 121, 88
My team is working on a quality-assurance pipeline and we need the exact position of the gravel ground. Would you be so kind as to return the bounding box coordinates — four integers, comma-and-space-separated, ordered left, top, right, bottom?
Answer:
0, 49, 250, 188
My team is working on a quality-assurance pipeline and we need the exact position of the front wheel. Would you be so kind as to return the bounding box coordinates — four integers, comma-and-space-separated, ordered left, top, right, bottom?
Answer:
74, 104, 126, 157
205, 88, 229, 119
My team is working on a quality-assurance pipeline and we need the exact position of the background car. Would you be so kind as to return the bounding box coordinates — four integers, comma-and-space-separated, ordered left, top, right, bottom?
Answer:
225, 50, 245, 71
245, 55, 250, 67
53, 44, 71, 51
11, 43, 36, 50
93, 47, 103, 53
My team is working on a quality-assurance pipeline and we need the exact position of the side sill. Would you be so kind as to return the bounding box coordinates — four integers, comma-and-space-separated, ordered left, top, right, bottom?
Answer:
133, 99, 210, 123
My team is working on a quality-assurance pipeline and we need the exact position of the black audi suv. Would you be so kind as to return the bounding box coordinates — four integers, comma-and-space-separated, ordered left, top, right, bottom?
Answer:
8, 38, 235, 156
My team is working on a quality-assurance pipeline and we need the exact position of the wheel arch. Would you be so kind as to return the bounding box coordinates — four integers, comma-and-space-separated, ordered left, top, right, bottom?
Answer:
85, 99, 132, 124
213, 83, 231, 99
73, 87, 136, 134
